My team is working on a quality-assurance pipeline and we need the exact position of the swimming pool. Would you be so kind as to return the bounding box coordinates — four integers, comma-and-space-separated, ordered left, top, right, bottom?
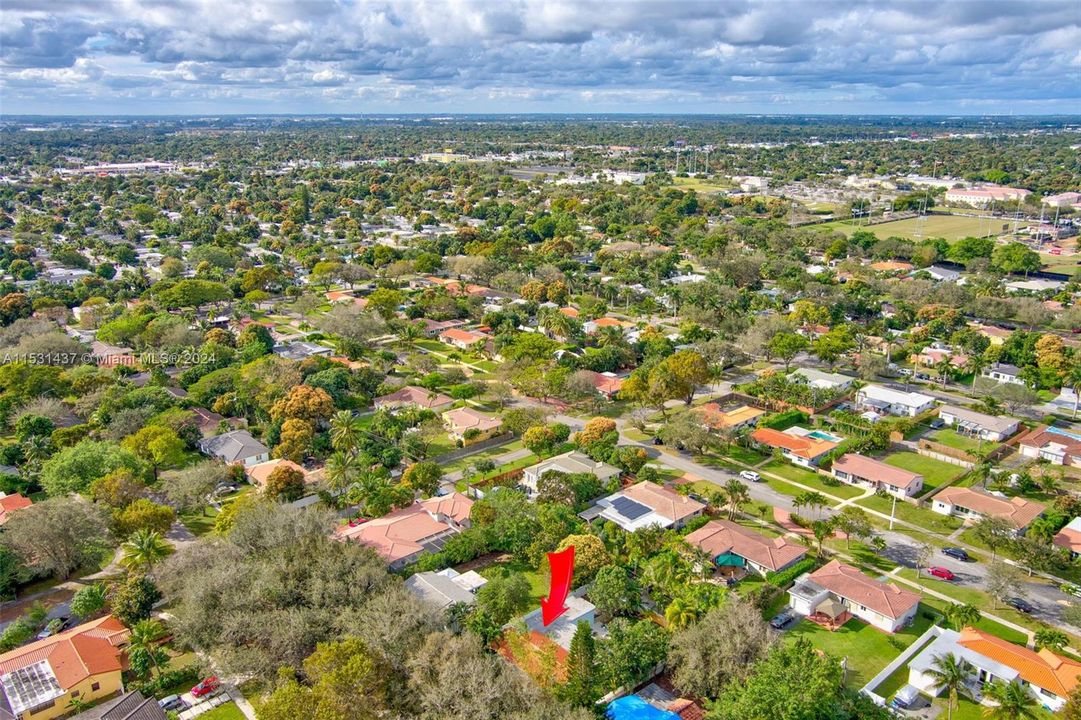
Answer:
807, 429, 843, 442
607, 696, 680, 720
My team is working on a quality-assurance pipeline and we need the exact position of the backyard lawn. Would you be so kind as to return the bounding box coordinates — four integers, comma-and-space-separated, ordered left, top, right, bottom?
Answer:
477, 559, 549, 604
927, 429, 984, 454
787, 612, 935, 689
883, 452, 965, 494
760, 460, 864, 500
442, 439, 523, 474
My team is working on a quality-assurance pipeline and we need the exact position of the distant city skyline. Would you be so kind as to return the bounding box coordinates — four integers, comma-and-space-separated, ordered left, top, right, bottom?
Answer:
2, 0, 1079, 116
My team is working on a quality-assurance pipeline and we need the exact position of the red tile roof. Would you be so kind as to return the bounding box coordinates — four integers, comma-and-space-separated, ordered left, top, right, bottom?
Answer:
0, 493, 32, 525
809, 560, 920, 621
958, 627, 1081, 698
0, 615, 128, 691
832, 454, 922, 491
933, 487, 1045, 529
685, 519, 806, 572
750, 427, 837, 460
621, 481, 704, 523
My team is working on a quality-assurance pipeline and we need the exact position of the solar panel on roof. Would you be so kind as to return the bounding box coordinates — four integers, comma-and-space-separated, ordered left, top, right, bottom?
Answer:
611, 496, 650, 521
1, 660, 65, 716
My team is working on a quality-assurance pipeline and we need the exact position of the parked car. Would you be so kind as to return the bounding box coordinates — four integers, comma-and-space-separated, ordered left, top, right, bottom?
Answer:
739, 470, 762, 483
159, 695, 187, 711
928, 418, 945, 430
191, 677, 220, 698
1006, 597, 1035, 614
652, 437, 664, 446
769, 609, 796, 629
942, 547, 971, 562
927, 566, 956, 581
35, 616, 71, 640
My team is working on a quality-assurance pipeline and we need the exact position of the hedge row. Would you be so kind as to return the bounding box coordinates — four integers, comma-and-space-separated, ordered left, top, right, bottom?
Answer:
766, 557, 818, 588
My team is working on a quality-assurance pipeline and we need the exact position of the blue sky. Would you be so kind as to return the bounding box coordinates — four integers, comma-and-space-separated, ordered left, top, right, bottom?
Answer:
2, 0, 1079, 116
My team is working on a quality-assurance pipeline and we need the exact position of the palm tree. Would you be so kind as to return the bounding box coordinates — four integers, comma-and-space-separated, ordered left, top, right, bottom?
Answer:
664, 596, 698, 630
128, 619, 167, 679
120, 529, 173, 571
722, 479, 750, 520
329, 410, 364, 453
966, 355, 988, 390
935, 358, 954, 389
324, 450, 359, 495
926, 652, 971, 720
982, 679, 1037, 720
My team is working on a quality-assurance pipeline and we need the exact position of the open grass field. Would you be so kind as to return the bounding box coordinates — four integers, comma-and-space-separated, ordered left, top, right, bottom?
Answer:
477, 559, 550, 604
787, 612, 935, 689
197, 703, 246, 720
926, 429, 984, 453
814, 214, 996, 242
673, 176, 735, 194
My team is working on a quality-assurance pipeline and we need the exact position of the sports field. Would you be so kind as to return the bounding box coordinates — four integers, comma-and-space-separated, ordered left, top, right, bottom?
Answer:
673, 176, 735, 194
815, 214, 999, 242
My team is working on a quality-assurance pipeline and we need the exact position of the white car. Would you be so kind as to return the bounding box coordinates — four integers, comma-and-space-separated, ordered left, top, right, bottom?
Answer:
739, 470, 761, 482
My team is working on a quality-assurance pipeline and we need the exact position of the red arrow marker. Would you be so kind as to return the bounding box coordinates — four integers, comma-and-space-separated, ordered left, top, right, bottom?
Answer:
540, 545, 575, 626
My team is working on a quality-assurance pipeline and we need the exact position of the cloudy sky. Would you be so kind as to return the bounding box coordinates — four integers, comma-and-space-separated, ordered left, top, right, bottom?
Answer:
2, 0, 1079, 115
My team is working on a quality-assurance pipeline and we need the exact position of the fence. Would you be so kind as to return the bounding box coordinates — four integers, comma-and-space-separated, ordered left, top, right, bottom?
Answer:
860, 624, 942, 705
917, 440, 976, 469
431, 432, 515, 465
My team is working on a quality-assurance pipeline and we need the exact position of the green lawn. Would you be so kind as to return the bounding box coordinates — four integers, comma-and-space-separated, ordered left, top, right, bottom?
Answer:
927, 429, 984, 454
179, 506, 221, 536
787, 612, 935, 689
726, 445, 768, 465
883, 452, 964, 494
813, 214, 995, 242
856, 494, 962, 535
477, 559, 549, 604
761, 460, 864, 500
442, 439, 523, 474
197, 702, 246, 720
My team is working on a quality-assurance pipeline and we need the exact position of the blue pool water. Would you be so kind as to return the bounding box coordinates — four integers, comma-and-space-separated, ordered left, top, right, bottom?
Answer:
807, 430, 843, 442
607, 696, 681, 720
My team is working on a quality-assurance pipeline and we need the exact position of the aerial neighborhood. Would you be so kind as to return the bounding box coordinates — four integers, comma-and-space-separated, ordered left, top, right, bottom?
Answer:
0, 113, 1080, 720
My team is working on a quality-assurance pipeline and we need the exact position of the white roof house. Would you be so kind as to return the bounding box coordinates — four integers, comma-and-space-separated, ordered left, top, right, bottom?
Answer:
790, 368, 854, 391
198, 430, 270, 466
937, 405, 1019, 442
521, 451, 621, 498
404, 568, 488, 610
855, 385, 935, 417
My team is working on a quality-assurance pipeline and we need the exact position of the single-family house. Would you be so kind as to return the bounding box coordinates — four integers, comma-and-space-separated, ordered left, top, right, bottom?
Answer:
404, 568, 488, 610
831, 454, 924, 498
439, 328, 487, 350
749, 426, 840, 468
374, 385, 454, 411
1054, 517, 1081, 558
198, 429, 270, 466
521, 451, 621, 498
931, 486, 1044, 531
89, 341, 136, 368
922, 266, 962, 283
685, 519, 807, 577
788, 560, 920, 633
981, 362, 1025, 386
592, 481, 705, 532
1018, 425, 1081, 466
246, 458, 318, 490
855, 385, 936, 417
272, 341, 332, 362
0, 492, 32, 526
908, 626, 1081, 712
519, 594, 603, 651
937, 405, 1019, 442
336, 493, 473, 570
910, 347, 969, 369
0, 616, 129, 720
583, 317, 632, 334
698, 403, 764, 432
442, 407, 503, 444
419, 318, 467, 338
579, 370, 625, 400
790, 368, 854, 391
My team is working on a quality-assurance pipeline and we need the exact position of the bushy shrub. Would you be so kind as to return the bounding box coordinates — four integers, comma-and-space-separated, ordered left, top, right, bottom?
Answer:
766, 557, 817, 588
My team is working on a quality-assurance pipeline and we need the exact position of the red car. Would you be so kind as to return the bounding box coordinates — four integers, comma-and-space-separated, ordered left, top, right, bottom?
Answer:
928, 566, 956, 581
191, 677, 220, 698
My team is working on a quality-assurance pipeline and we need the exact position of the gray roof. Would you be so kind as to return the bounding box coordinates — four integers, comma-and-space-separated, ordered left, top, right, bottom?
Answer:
71, 692, 166, 720
405, 571, 478, 609
199, 430, 268, 462
938, 405, 1018, 434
